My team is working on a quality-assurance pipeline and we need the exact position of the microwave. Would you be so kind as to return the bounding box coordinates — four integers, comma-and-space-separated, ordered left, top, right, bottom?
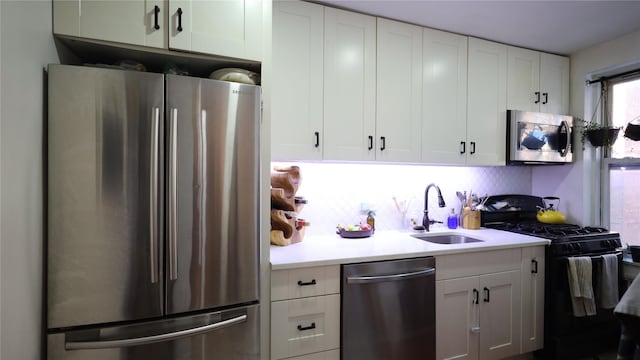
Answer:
507, 110, 573, 165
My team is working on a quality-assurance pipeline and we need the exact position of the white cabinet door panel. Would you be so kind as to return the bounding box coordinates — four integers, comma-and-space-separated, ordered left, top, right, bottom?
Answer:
479, 270, 521, 360
540, 53, 570, 115
436, 277, 479, 360
507, 46, 540, 112
271, 1, 324, 160
376, 18, 422, 163
323, 8, 376, 161
467, 37, 507, 166
422, 28, 468, 164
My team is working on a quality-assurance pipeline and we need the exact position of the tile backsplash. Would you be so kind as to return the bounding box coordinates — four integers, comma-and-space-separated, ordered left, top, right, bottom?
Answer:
272, 162, 533, 236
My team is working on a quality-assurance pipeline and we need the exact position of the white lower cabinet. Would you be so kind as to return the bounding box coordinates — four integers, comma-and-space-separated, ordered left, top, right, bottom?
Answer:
521, 246, 545, 353
271, 265, 341, 359
436, 248, 527, 360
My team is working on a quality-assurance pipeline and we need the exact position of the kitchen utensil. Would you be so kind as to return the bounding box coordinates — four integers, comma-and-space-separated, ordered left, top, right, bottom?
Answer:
536, 196, 567, 224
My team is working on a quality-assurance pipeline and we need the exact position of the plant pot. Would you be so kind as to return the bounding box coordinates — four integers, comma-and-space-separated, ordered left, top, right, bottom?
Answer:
585, 127, 620, 147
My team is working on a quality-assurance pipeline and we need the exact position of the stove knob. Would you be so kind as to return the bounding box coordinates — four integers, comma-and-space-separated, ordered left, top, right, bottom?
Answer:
601, 240, 609, 247
576, 243, 583, 251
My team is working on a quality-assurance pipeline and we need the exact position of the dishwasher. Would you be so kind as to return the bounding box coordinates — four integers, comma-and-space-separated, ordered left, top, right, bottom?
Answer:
342, 257, 435, 360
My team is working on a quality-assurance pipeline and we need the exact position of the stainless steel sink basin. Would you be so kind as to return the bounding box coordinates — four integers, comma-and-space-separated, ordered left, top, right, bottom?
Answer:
411, 234, 484, 245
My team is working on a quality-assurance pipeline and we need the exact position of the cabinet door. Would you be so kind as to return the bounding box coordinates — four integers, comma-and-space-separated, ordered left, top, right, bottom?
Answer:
478, 270, 522, 360
540, 53, 570, 115
467, 37, 507, 166
436, 277, 479, 360
422, 28, 468, 164
53, 0, 166, 48
521, 246, 545, 353
323, 8, 376, 161
169, 0, 262, 61
376, 18, 422, 163
271, 1, 324, 160
507, 47, 540, 112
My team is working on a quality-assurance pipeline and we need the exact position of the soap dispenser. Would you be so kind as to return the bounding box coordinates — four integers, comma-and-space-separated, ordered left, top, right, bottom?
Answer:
447, 208, 458, 229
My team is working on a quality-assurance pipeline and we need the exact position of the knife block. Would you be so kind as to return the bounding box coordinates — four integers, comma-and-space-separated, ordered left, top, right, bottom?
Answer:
462, 208, 481, 229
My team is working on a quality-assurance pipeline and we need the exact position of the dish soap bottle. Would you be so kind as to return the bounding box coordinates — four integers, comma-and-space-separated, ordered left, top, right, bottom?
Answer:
447, 208, 458, 229
367, 211, 376, 232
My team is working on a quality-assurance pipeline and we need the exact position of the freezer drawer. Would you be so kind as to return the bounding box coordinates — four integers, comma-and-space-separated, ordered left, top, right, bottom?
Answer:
342, 257, 436, 360
47, 304, 259, 360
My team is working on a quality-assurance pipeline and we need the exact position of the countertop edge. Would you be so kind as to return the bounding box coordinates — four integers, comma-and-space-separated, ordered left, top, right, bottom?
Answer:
270, 229, 551, 271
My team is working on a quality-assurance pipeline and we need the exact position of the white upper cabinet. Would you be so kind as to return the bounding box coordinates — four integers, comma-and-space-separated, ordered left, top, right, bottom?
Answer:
271, 1, 324, 161
53, 0, 262, 61
539, 52, 570, 115
53, 0, 167, 48
168, 0, 262, 61
421, 28, 468, 164
376, 18, 423, 163
467, 37, 507, 166
507, 47, 570, 114
323, 8, 376, 161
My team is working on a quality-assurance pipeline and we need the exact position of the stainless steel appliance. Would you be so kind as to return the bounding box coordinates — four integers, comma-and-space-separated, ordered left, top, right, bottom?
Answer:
507, 110, 573, 164
342, 257, 436, 360
46, 64, 261, 359
481, 195, 623, 360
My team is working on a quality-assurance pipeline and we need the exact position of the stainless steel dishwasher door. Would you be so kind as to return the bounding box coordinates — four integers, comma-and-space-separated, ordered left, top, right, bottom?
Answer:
342, 257, 435, 360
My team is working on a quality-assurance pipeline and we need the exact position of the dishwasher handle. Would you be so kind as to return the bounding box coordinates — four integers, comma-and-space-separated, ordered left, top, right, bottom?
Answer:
346, 267, 435, 284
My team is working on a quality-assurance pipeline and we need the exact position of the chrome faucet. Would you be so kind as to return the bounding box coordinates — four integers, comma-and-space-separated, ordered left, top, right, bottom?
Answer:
423, 183, 446, 232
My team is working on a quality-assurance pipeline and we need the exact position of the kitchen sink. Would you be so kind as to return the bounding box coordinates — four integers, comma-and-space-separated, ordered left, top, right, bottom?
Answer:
411, 234, 484, 245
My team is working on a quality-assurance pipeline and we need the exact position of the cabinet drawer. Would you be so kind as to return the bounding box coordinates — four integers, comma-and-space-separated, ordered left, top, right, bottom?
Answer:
284, 349, 340, 360
272, 266, 340, 301
436, 248, 521, 280
271, 294, 340, 359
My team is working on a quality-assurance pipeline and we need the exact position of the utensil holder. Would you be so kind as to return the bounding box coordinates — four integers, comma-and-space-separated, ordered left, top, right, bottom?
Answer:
462, 208, 480, 229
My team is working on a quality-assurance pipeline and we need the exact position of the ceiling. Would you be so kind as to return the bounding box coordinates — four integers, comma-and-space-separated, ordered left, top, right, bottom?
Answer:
316, 0, 640, 56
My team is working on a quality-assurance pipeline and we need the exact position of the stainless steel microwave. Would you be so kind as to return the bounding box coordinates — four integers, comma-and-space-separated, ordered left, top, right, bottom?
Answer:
507, 110, 573, 165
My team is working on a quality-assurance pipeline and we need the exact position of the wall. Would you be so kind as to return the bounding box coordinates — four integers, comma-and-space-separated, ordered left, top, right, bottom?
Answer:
531, 28, 640, 226
273, 162, 533, 236
0, 1, 59, 359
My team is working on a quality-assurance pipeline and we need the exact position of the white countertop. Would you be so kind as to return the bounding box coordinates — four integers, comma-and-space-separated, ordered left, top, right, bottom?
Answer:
270, 227, 550, 270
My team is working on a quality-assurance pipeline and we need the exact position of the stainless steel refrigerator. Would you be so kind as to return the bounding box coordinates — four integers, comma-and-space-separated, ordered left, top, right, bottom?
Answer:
46, 64, 260, 360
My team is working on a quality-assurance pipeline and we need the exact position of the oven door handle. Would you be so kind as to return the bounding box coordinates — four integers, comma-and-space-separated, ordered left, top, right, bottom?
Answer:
558, 251, 622, 261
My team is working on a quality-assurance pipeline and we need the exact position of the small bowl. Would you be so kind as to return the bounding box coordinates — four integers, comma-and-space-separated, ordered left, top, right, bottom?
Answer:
629, 245, 640, 262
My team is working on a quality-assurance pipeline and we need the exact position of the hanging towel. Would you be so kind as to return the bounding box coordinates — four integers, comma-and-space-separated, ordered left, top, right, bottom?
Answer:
616, 273, 640, 317
567, 256, 597, 317
597, 253, 619, 309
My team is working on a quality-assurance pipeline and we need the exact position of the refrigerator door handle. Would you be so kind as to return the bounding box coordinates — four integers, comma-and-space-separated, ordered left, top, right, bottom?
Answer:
169, 108, 178, 280
150, 107, 160, 284
65, 314, 247, 350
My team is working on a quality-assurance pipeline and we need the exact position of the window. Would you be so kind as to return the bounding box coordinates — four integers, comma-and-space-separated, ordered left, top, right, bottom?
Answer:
605, 75, 640, 245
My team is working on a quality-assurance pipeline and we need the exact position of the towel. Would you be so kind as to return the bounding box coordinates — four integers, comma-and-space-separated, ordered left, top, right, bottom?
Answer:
616, 273, 640, 317
567, 257, 596, 317
597, 253, 619, 309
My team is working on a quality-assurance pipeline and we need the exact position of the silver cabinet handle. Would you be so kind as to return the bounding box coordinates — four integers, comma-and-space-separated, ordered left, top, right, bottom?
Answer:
169, 108, 178, 280
150, 107, 160, 284
66, 314, 247, 350
346, 267, 435, 284
470, 326, 480, 334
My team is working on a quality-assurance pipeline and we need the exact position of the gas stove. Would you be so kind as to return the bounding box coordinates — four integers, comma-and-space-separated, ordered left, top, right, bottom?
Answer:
484, 221, 621, 256
480, 194, 621, 256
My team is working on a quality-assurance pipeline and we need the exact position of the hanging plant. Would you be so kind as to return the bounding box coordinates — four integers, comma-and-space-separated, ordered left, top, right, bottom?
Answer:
577, 83, 621, 148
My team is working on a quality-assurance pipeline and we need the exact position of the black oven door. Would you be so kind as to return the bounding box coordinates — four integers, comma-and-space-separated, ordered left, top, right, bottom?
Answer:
507, 110, 573, 164
542, 251, 624, 359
